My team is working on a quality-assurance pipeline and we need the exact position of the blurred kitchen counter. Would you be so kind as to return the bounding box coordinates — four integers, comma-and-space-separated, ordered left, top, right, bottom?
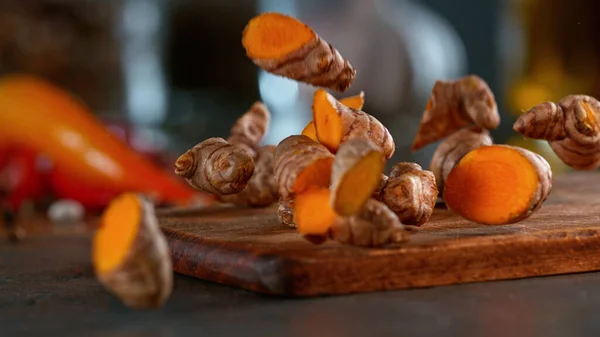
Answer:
2, 222, 600, 337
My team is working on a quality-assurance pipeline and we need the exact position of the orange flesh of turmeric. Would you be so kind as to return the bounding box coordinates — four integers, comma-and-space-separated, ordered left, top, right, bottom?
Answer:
293, 157, 334, 195
242, 12, 316, 60
301, 121, 318, 141
444, 146, 539, 225
313, 89, 343, 152
339, 92, 364, 110
294, 187, 337, 235
334, 151, 384, 216
93, 193, 142, 274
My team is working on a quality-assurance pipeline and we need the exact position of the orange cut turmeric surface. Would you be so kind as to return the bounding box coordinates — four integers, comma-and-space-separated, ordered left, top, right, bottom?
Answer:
292, 157, 334, 195
294, 187, 337, 235
339, 92, 365, 110
93, 193, 142, 274
443, 146, 541, 225
301, 121, 318, 141
313, 89, 343, 152
242, 12, 316, 60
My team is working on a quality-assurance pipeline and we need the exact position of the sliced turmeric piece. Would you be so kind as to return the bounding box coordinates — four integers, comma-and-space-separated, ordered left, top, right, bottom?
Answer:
312, 89, 394, 158
330, 138, 385, 216
93, 193, 172, 309
411, 75, 499, 151
274, 135, 334, 200
294, 187, 337, 235
301, 121, 318, 141
443, 145, 552, 225
301, 91, 364, 142
242, 12, 356, 92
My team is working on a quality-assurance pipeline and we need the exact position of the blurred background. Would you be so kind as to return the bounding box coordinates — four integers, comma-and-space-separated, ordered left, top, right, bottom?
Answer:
1, 0, 599, 217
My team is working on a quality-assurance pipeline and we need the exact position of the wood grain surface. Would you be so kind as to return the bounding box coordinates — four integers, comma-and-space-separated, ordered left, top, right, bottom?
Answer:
158, 172, 600, 297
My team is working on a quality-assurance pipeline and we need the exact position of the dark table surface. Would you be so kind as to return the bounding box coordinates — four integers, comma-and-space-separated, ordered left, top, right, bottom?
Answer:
2, 232, 600, 337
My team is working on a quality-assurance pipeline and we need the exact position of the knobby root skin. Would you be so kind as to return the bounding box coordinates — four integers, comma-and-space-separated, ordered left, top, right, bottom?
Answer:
277, 198, 296, 228
242, 12, 356, 92
411, 75, 499, 151
226, 101, 271, 158
382, 162, 438, 226
93, 193, 172, 309
218, 145, 278, 207
329, 199, 407, 247
274, 135, 334, 200
330, 138, 385, 216
443, 145, 552, 225
429, 126, 493, 194
372, 174, 388, 201
174, 137, 255, 195
312, 89, 395, 158
514, 95, 600, 170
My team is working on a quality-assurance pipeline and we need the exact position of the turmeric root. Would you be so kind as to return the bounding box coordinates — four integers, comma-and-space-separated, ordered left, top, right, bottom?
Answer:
301, 91, 365, 141
242, 12, 356, 92
226, 101, 271, 158
312, 88, 394, 158
274, 135, 334, 200
411, 75, 499, 151
381, 162, 438, 226
277, 198, 295, 228
444, 145, 552, 225
330, 138, 385, 216
429, 126, 493, 194
93, 193, 172, 309
513, 95, 600, 170
329, 199, 407, 247
218, 145, 278, 207
174, 137, 255, 195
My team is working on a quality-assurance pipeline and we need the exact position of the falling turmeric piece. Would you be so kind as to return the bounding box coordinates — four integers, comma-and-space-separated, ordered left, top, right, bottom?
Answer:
93, 193, 172, 309
174, 137, 255, 195
294, 186, 338, 236
381, 162, 438, 226
330, 138, 385, 216
301, 91, 365, 141
242, 12, 356, 92
329, 199, 407, 247
277, 198, 295, 228
227, 101, 271, 158
514, 95, 600, 170
219, 145, 278, 207
444, 145, 552, 225
429, 126, 493, 194
274, 135, 334, 200
312, 88, 394, 158
411, 75, 499, 151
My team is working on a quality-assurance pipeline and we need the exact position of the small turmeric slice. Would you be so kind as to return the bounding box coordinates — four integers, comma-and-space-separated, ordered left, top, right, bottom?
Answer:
242, 12, 356, 92
443, 145, 552, 225
301, 121, 318, 141
301, 91, 364, 142
331, 138, 385, 216
294, 187, 338, 235
93, 193, 172, 309
312, 89, 394, 158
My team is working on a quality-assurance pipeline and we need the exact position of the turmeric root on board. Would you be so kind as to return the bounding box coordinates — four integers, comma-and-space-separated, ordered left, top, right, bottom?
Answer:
242, 12, 356, 92
429, 126, 493, 194
277, 198, 295, 228
380, 162, 438, 226
411, 75, 499, 151
312, 89, 394, 158
227, 101, 270, 158
302, 91, 365, 141
174, 137, 255, 195
330, 138, 385, 216
443, 145, 552, 225
93, 193, 172, 309
514, 95, 600, 170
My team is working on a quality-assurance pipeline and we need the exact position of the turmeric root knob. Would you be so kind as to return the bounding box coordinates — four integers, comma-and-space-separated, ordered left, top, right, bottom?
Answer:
277, 198, 295, 228
382, 162, 438, 226
514, 95, 600, 170
429, 126, 493, 194
227, 101, 271, 158
174, 137, 255, 195
274, 135, 334, 200
242, 12, 356, 92
444, 145, 552, 225
412, 75, 499, 151
312, 89, 394, 158
331, 138, 385, 216
218, 145, 278, 207
93, 193, 172, 309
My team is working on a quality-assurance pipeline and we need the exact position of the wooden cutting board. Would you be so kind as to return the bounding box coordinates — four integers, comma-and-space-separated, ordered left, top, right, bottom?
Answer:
158, 172, 600, 297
